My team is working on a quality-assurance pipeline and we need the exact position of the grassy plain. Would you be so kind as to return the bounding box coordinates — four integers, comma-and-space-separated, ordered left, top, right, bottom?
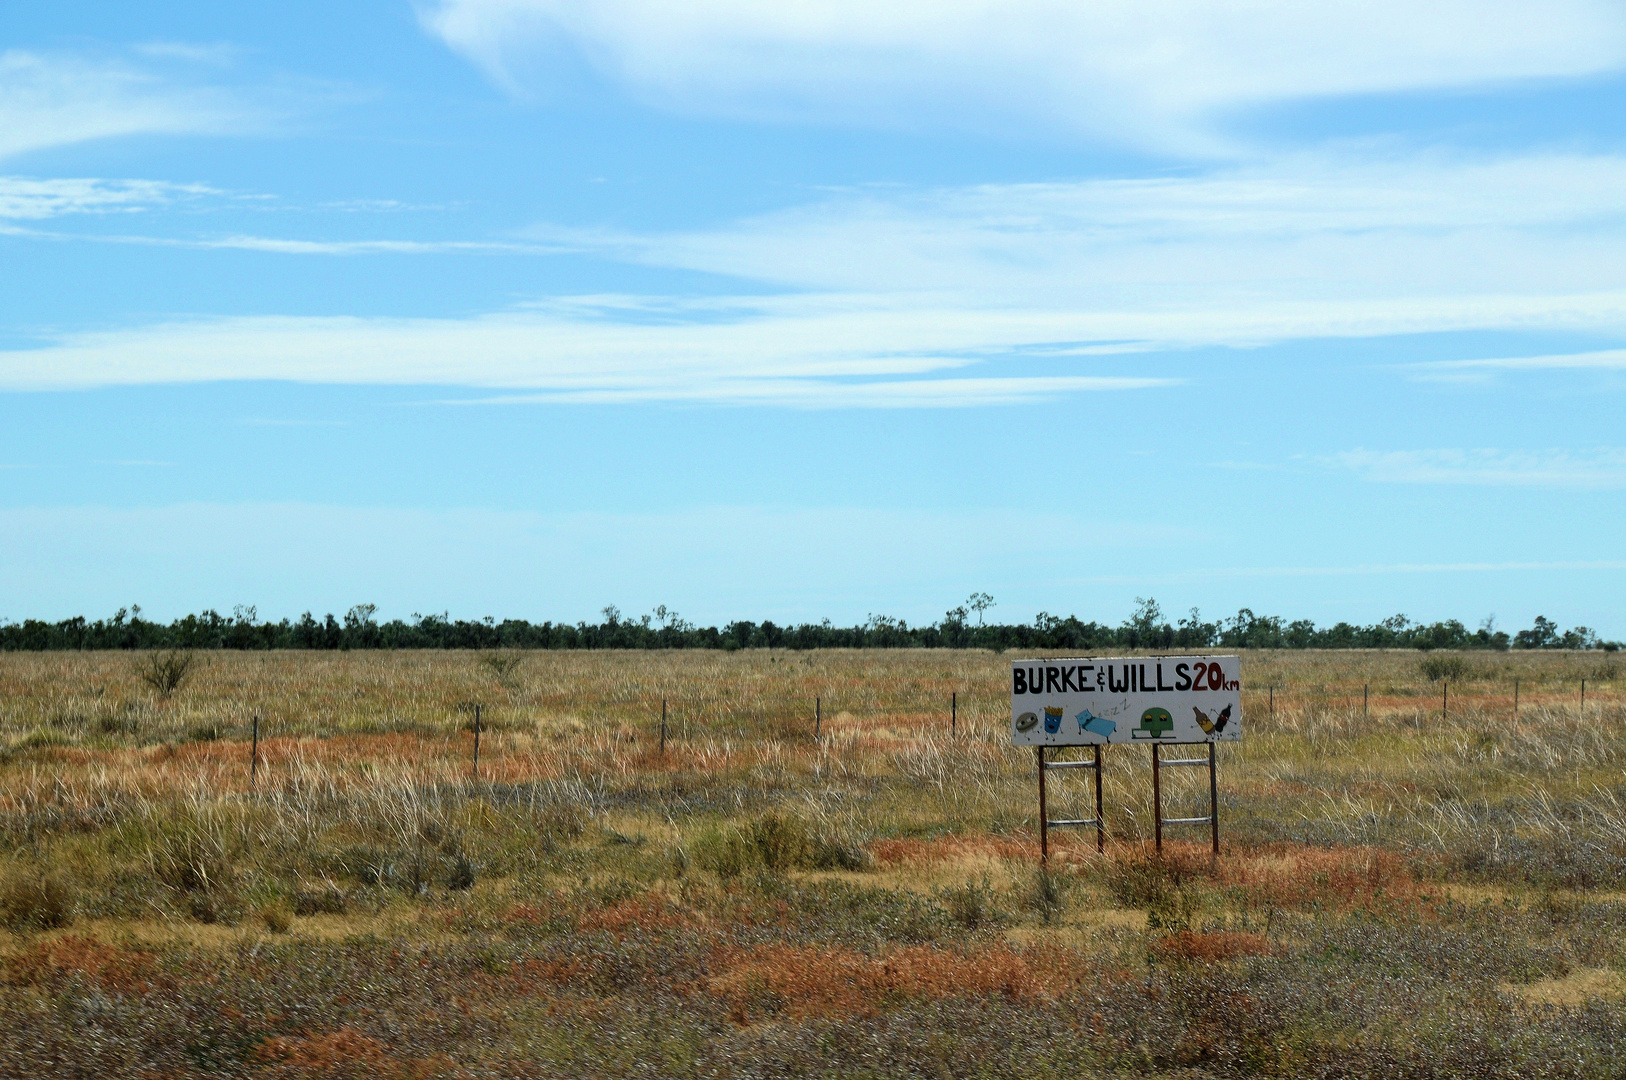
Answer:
0, 647, 1622, 1077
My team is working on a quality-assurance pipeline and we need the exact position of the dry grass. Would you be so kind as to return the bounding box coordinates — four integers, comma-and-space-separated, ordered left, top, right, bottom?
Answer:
0, 647, 1621, 1077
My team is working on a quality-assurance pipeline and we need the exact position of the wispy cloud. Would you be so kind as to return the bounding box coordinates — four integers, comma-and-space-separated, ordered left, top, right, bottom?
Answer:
0, 176, 222, 220
1415, 348, 1626, 374
1077, 559, 1626, 584
421, 0, 1626, 149
1331, 448, 1626, 488
552, 153, 1626, 303
0, 49, 273, 160
459, 374, 1175, 409
0, 301, 1180, 407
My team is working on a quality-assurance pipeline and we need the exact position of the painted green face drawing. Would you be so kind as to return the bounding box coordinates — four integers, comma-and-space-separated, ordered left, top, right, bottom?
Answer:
1137, 707, 1174, 738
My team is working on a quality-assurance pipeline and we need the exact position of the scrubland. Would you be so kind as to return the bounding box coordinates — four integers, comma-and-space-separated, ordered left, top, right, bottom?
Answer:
0, 647, 1622, 1077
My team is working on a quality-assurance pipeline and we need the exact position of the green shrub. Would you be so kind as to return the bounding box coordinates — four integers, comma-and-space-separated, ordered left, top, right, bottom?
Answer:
0, 871, 75, 930
149, 819, 233, 894
692, 826, 754, 879
691, 814, 870, 878
293, 887, 347, 916
938, 876, 1000, 930
135, 648, 194, 697
259, 902, 292, 933
1418, 654, 1471, 682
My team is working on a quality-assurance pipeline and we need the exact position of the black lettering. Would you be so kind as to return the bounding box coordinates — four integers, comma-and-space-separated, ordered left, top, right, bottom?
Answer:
1175, 662, 1191, 691
1107, 664, 1129, 693
1014, 668, 1027, 695
1157, 663, 1173, 691
1027, 666, 1043, 693
1080, 664, 1094, 687
1045, 666, 1060, 692
1060, 666, 1077, 692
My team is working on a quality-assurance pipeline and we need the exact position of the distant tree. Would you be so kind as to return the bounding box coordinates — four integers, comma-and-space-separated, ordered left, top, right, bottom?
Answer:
136, 649, 194, 698
966, 592, 995, 626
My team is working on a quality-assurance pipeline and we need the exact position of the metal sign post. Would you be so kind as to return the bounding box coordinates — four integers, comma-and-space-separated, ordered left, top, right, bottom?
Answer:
1151, 742, 1219, 855
1012, 655, 1241, 860
1038, 744, 1103, 862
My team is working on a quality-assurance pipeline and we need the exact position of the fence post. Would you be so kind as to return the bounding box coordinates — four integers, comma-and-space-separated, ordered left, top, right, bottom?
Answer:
660, 699, 667, 754
1094, 744, 1104, 854
1363, 683, 1368, 720
473, 703, 481, 779
1514, 678, 1519, 719
1152, 743, 1163, 855
1037, 747, 1048, 865
251, 715, 259, 788
951, 691, 957, 738
815, 697, 821, 740
1581, 679, 1586, 716
1442, 681, 1447, 721
1209, 741, 1219, 856
1269, 685, 1274, 720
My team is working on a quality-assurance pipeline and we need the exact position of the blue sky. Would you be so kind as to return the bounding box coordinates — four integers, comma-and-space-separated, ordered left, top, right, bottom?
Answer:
3, 1, 1626, 635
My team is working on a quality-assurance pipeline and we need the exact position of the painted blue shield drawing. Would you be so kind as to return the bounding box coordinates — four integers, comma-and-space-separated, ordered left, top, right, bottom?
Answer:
1076, 710, 1116, 738
1043, 706, 1064, 734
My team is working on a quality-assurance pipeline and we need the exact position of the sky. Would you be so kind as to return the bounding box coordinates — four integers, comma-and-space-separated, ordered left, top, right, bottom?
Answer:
2, 1, 1625, 635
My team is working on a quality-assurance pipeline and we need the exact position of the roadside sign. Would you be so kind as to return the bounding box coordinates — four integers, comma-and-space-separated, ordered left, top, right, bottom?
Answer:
1010, 655, 1242, 746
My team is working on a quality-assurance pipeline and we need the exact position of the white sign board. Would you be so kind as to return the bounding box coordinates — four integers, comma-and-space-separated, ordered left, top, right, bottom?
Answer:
1010, 655, 1242, 746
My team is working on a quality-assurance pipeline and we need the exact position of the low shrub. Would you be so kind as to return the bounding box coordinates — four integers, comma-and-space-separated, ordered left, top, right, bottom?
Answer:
937, 876, 1001, 931
260, 902, 293, 934
1418, 654, 1471, 682
294, 887, 348, 916
0, 871, 75, 930
691, 813, 869, 878
135, 648, 194, 697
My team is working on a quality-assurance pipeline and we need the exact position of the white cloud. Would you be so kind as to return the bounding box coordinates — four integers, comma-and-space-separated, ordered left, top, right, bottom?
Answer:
0, 176, 219, 220
0, 49, 269, 160
563, 153, 1626, 303
1418, 348, 1626, 373
6, 150, 1626, 403
1332, 448, 1626, 488
420, 0, 1626, 147
0, 300, 1181, 406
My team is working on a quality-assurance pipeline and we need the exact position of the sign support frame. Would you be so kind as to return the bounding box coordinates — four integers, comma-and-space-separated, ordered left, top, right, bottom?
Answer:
1038, 744, 1104, 864
1149, 741, 1219, 856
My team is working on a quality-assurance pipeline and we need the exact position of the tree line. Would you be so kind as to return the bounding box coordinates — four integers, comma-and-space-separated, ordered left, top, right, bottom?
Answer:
0, 598, 1615, 653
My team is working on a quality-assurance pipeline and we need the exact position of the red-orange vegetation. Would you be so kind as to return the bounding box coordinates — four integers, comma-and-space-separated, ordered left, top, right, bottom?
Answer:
253, 1027, 468, 1080
1137, 840, 1435, 915
4, 935, 158, 993
705, 943, 1095, 1019
1151, 930, 1273, 964
578, 894, 696, 935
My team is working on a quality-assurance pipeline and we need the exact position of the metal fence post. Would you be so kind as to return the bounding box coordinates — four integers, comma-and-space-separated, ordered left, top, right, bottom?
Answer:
251, 715, 259, 788
660, 699, 667, 754
473, 703, 481, 778
1094, 744, 1104, 854
951, 691, 957, 738
815, 697, 821, 739
1037, 747, 1048, 864
1209, 742, 1219, 856
1152, 743, 1163, 855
